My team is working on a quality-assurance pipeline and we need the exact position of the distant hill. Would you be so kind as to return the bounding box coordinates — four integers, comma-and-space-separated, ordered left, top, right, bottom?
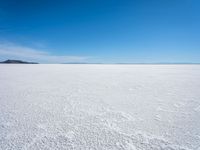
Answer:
0, 59, 38, 64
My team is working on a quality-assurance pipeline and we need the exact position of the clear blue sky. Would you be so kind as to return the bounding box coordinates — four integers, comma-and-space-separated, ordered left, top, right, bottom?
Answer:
0, 0, 200, 63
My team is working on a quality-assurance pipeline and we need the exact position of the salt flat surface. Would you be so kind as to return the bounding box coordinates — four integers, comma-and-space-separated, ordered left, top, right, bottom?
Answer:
0, 64, 200, 150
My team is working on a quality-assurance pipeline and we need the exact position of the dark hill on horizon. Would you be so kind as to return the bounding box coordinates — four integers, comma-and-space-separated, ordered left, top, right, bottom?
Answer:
0, 59, 38, 64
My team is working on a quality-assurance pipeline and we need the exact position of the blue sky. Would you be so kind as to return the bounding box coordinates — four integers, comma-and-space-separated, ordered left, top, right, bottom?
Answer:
0, 0, 200, 63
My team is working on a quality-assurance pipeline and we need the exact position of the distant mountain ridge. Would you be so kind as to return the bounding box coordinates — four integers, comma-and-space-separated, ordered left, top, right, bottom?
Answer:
0, 59, 38, 64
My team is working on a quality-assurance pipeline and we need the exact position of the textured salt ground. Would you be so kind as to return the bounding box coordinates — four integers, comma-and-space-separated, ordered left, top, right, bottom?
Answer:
0, 64, 200, 150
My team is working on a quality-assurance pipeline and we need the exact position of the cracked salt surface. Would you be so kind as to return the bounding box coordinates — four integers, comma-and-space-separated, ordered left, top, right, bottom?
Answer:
0, 64, 200, 150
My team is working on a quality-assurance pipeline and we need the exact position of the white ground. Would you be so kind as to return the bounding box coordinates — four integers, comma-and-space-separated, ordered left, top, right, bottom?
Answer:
0, 64, 200, 150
